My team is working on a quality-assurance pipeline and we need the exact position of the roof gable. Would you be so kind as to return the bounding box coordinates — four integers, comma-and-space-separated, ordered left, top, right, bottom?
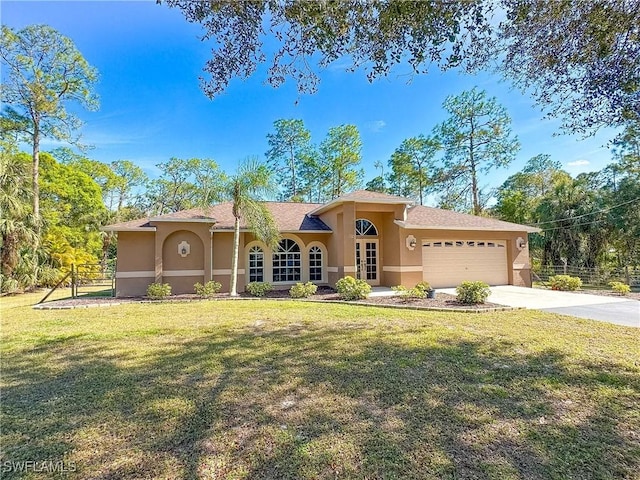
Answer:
309, 189, 413, 215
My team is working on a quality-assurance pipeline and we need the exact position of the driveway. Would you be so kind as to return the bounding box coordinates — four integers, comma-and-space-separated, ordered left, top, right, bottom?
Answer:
439, 285, 639, 327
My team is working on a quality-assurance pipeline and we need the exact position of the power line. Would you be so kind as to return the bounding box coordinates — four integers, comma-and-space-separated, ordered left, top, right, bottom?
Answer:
537, 218, 608, 233
529, 196, 640, 227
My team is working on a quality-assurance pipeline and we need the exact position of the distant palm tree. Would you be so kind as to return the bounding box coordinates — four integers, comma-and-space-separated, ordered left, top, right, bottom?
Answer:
228, 158, 280, 296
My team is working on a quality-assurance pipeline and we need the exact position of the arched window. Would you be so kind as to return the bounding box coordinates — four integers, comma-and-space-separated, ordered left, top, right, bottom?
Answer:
309, 245, 323, 282
272, 239, 301, 282
248, 245, 264, 282
355, 219, 377, 236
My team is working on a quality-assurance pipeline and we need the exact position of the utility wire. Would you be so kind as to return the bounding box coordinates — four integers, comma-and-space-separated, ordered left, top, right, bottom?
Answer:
536, 218, 609, 233
529, 196, 640, 226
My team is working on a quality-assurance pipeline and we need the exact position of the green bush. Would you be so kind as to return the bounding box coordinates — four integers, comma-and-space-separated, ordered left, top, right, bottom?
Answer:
246, 281, 272, 297
415, 281, 433, 294
147, 282, 171, 299
289, 281, 318, 298
392, 284, 427, 300
194, 280, 222, 298
38, 265, 62, 288
456, 280, 491, 304
549, 275, 582, 291
609, 281, 631, 296
335, 276, 371, 300
0, 275, 20, 294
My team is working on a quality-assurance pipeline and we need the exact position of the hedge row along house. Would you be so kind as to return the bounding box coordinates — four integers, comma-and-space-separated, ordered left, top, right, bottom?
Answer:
102, 190, 540, 296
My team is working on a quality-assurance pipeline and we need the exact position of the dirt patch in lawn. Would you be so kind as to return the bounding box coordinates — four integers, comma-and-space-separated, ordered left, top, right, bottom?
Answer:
34, 286, 507, 311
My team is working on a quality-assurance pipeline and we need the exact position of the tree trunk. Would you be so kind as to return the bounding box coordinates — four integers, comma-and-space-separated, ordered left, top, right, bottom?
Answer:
32, 120, 40, 232
289, 144, 297, 198
469, 134, 480, 215
418, 163, 423, 205
1, 233, 19, 277
229, 215, 240, 296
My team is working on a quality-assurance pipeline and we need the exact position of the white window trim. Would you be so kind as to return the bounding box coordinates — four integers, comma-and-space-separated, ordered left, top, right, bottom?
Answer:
272, 237, 303, 284
245, 240, 269, 283
355, 218, 378, 237
245, 237, 329, 285
306, 241, 328, 283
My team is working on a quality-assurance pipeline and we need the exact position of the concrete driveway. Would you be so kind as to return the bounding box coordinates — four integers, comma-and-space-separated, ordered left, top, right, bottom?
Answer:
439, 285, 640, 327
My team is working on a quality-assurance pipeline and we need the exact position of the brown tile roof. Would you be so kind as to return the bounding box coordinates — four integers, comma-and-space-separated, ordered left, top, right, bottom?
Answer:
102, 202, 331, 232
337, 189, 414, 202
404, 205, 540, 233
101, 217, 155, 231
203, 202, 330, 231
151, 210, 217, 221
102, 192, 538, 234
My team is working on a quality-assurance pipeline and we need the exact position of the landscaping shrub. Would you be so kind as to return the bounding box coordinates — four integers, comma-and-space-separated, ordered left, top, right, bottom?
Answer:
415, 281, 433, 294
0, 275, 20, 294
335, 276, 371, 300
147, 282, 171, 299
609, 281, 631, 296
246, 281, 272, 297
194, 280, 222, 298
456, 280, 491, 304
289, 281, 318, 298
392, 284, 427, 300
38, 266, 62, 288
549, 275, 582, 291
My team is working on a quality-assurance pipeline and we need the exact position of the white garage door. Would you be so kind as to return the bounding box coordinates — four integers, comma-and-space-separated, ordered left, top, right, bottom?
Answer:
422, 240, 509, 288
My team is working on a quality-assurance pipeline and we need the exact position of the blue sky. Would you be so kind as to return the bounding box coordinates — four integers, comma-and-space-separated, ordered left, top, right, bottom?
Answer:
2, 0, 621, 199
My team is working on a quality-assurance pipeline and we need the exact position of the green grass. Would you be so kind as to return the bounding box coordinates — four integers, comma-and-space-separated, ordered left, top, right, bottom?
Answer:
1, 293, 639, 479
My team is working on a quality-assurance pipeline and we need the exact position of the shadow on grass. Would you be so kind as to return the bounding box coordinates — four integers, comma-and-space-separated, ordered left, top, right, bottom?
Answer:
2, 323, 639, 479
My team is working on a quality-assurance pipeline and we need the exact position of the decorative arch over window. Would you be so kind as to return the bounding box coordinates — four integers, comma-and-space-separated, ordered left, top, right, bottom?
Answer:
248, 244, 264, 282
272, 238, 301, 282
355, 218, 378, 236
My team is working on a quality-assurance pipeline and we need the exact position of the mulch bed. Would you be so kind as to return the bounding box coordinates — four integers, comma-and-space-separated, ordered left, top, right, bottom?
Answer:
34, 286, 506, 311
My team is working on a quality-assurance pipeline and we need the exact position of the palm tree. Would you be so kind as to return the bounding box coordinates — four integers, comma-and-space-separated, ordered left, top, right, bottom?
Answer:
0, 145, 38, 282
228, 158, 280, 296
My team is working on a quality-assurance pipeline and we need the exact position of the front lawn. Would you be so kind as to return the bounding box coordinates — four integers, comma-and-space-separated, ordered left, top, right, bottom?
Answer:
1, 294, 638, 479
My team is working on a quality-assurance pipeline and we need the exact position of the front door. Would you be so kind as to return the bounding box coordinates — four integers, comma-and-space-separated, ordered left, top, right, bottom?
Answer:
355, 239, 379, 286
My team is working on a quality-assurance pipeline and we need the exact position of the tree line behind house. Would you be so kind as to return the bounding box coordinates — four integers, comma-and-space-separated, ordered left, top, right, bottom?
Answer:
2, 113, 638, 293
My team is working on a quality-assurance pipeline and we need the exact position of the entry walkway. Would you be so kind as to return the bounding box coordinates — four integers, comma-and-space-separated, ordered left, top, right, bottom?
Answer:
438, 285, 639, 327
369, 286, 399, 297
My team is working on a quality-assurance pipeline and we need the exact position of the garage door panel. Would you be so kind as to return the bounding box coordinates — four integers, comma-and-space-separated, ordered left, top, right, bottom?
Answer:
422, 240, 508, 288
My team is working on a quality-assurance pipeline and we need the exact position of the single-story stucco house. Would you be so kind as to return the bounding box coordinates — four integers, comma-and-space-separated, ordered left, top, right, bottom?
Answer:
102, 190, 540, 296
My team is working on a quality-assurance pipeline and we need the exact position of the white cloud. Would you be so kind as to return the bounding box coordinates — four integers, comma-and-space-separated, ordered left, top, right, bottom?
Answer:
567, 159, 590, 167
368, 120, 386, 133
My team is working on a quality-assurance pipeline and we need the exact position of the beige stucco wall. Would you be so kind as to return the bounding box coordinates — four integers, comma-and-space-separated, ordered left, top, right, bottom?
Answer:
210, 231, 238, 292
317, 207, 343, 285
154, 222, 213, 294
161, 229, 205, 294
318, 203, 406, 288
398, 228, 533, 288
115, 231, 155, 297
114, 222, 215, 297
